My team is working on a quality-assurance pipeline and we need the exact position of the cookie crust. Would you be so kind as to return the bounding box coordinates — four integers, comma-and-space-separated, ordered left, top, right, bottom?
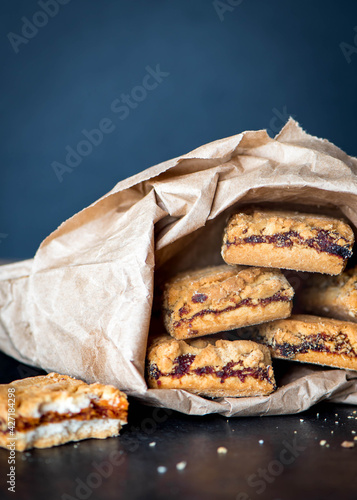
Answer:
0, 373, 128, 451
221, 209, 354, 275
255, 315, 357, 371
147, 335, 276, 398
163, 265, 294, 340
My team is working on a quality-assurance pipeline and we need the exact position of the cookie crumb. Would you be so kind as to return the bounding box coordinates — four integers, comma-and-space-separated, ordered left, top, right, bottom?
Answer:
341, 441, 355, 448
217, 446, 228, 454
300, 419, 304, 422
176, 461, 187, 471
157, 466, 167, 473
319, 440, 326, 446
259, 440, 264, 445
149, 442, 156, 447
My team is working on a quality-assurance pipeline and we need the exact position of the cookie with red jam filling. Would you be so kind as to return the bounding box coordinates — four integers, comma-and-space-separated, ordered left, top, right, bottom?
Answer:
147, 335, 276, 398
163, 265, 294, 340
255, 314, 357, 371
221, 209, 354, 275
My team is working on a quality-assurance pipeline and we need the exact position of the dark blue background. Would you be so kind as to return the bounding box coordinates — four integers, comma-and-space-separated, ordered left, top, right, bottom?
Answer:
1, 0, 357, 259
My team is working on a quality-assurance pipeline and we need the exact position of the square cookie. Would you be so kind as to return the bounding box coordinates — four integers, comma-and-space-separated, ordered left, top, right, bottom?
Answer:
147, 334, 276, 398
221, 209, 354, 275
163, 265, 294, 340
299, 266, 357, 322
254, 315, 357, 371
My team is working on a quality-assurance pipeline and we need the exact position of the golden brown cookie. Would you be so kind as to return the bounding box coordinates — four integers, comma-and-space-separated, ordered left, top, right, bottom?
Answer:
163, 265, 294, 340
146, 334, 276, 398
254, 315, 357, 371
299, 266, 357, 321
0, 373, 128, 451
221, 209, 354, 275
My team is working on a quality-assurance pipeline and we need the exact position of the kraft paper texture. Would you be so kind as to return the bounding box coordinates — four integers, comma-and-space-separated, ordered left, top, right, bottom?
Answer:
1, 118, 357, 416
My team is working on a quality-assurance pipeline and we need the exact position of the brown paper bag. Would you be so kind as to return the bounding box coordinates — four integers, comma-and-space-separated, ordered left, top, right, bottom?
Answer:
1, 118, 357, 416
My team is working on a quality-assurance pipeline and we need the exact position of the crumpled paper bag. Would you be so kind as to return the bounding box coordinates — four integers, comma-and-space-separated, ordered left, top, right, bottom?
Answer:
1, 118, 357, 416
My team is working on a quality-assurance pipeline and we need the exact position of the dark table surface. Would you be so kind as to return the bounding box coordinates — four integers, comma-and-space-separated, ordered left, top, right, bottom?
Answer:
0, 352, 357, 500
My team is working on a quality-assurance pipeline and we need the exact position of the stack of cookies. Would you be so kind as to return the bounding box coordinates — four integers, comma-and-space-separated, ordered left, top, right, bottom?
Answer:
146, 208, 356, 399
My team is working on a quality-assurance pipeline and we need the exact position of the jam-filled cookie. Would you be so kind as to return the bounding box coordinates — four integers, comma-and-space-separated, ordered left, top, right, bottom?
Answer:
299, 266, 357, 322
0, 373, 128, 451
221, 209, 354, 275
146, 334, 276, 398
162, 265, 294, 340
254, 315, 357, 371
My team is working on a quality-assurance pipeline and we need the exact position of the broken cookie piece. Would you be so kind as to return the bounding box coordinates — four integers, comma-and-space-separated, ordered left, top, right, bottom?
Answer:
146, 335, 276, 398
254, 315, 357, 371
0, 373, 128, 451
163, 265, 294, 340
221, 209, 354, 275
